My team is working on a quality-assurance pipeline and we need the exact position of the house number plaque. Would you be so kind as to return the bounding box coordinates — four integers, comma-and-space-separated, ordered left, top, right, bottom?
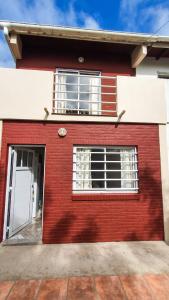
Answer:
58, 128, 67, 137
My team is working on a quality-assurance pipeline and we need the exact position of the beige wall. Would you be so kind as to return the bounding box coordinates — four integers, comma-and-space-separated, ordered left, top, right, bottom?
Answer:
136, 57, 169, 77
0, 68, 53, 120
0, 68, 167, 124
117, 76, 167, 124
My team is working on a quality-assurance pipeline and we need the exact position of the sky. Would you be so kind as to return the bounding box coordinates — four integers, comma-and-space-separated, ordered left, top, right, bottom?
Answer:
1, 0, 169, 67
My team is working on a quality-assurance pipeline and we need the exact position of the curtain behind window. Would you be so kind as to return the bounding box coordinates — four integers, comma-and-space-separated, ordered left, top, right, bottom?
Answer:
120, 149, 135, 189
76, 149, 92, 190
57, 73, 67, 113
89, 76, 101, 115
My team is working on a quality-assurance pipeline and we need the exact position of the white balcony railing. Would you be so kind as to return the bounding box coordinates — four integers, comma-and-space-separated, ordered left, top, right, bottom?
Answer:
53, 72, 117, 116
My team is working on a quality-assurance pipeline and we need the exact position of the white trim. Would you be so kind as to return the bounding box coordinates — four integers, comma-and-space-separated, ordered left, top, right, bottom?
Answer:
73, 145, 138, 193
3, 146, 12, 241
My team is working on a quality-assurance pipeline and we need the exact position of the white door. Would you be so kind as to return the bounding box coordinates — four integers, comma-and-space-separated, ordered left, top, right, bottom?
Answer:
7, 148, 34, 238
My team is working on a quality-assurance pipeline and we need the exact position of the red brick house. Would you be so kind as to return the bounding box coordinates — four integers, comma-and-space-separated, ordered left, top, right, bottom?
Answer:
0, 22, 168, 244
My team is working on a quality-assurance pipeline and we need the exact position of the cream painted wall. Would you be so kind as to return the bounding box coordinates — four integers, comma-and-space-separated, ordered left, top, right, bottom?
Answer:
0, 68, 54, 120
117, 76, 166, 124
137, 58, 169, 123
0, 68, 167, 124
137, 57, 169, 78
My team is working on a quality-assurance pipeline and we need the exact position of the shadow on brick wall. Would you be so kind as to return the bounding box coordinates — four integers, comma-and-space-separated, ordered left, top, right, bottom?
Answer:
47, 211, 98, 243
124, 167, 164, 241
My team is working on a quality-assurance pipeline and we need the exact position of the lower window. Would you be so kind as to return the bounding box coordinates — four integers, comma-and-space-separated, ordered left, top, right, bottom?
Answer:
73, 146, 138, 193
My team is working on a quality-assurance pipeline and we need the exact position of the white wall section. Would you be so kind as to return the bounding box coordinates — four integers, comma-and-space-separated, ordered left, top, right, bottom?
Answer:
137, 57, 169, 78
117, 76, 166, 124
0, 68, 166, 124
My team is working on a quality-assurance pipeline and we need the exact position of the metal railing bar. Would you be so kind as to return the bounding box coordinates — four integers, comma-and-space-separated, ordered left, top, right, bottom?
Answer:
74, 151, 137, 154
54, 83, 116, 88
73, 178, 138, 181
54, 99, 117, 104
74, 160, 138, 163
54, 72, 117, 79
74, 188, 139, 191
73, 170, 138, 172
54, 91, 116, 95
56, 108, 117, 113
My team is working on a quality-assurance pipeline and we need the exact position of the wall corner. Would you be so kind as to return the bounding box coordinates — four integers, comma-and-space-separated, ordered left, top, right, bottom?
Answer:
159, 124, 169, 242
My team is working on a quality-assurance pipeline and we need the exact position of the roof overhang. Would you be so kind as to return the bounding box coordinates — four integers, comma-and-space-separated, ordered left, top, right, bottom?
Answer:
1, 21, 169, 66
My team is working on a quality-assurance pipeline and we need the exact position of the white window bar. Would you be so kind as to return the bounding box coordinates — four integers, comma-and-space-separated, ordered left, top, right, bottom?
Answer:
73, 146, 138, 193
53, 70, 117, 116
54, 99, 117, 104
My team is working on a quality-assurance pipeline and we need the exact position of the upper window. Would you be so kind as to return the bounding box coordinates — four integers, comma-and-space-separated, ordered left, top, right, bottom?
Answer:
55, 70, 101, 115
73, 146, 138, 193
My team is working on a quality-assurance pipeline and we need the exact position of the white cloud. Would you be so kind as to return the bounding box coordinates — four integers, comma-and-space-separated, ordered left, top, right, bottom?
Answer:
0, 0, 101, 67
141, 6, 169, 35
120, 0, 144, 32
80, 13, 101, 30
120, 0, 169, 35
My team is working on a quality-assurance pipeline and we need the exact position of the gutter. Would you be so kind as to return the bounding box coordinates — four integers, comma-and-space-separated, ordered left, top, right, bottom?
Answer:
0, 20, 165, 45
1, 21, 169, 64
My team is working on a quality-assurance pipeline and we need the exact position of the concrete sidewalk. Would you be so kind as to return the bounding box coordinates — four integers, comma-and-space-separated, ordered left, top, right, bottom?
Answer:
1, 241, 169, 281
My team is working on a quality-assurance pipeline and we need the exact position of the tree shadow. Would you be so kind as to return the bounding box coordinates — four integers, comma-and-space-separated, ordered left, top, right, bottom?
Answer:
48, 212, 77, 242
46, 210, 98, 243
124, 166, 164, 241
44, 165, 164, 244
73, 218, 98, 243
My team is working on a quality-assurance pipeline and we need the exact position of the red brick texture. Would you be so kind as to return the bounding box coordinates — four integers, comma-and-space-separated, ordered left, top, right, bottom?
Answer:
0, 121, 164, 243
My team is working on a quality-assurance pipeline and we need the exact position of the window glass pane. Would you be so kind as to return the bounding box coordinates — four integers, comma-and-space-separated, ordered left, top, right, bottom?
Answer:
16, 150, 22, 167
22, 151, 28, 167
66, 101, 78, 112
91, 149, 104, 189
28, 152, 33, 168
74, 146, 138, 192
80, 76, 90, 100
66, 75, 78, 100
106, 151, 121, 188
57, 70, 100, 115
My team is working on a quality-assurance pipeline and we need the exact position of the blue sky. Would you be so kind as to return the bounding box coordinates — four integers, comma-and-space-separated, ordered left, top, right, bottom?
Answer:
0, 0, 169, 67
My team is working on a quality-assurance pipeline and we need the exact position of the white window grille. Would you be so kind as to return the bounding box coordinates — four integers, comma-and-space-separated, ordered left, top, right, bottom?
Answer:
53, 69, 117, 115
73, 146, 138, 193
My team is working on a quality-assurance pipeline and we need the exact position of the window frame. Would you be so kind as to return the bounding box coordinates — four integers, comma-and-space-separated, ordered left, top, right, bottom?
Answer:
55, 68, 101, 115
73, 145, 139, 194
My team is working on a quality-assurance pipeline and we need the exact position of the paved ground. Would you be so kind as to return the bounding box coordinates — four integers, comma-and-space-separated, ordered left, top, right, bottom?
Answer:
1, 274, 169, 299
1, 241, 169, 280
3, 218, 42, 245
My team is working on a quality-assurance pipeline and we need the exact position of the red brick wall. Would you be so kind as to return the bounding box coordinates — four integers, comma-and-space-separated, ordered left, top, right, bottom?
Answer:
0, 121, 164, 243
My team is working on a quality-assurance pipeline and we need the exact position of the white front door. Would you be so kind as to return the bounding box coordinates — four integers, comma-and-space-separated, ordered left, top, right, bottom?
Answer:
7, 148, 34, 238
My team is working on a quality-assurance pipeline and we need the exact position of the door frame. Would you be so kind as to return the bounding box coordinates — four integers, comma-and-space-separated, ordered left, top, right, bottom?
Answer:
9, 147, 35, 238
3, 145, 46, 242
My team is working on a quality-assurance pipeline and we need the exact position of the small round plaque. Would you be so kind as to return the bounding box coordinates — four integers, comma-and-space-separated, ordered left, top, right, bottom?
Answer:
78, 56, 84, 63
58, 128, 67, 137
